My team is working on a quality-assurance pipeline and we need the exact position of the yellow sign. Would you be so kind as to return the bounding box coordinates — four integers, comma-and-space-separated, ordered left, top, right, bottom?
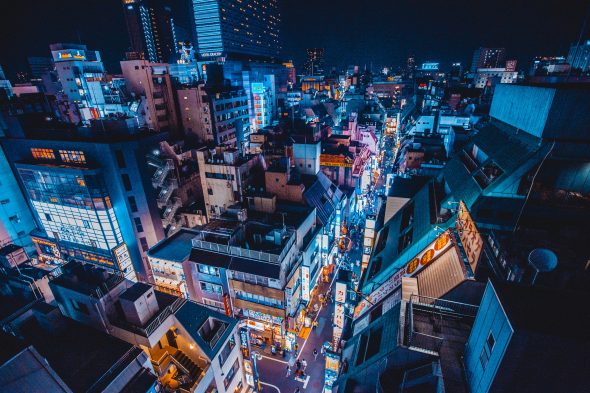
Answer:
457, 201, 483, 273
320, 154, 353, 168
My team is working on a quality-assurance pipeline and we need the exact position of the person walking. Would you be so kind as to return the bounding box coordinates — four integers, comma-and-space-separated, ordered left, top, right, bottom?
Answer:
301, 358, 307, 371
313, 348, 318, 360
295, 387, 301, 393
286, 365, 291, 377
296, 359, 302, 371
321, 346, 325, 356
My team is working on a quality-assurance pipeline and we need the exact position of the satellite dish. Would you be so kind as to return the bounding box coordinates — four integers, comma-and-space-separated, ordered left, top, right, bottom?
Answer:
528, 248, 558, 285
528, 248, 558, 273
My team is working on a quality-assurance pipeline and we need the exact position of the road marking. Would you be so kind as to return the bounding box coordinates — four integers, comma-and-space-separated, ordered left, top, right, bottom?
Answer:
260, 381, 281, 393
259, 354, 288, 364
303, 375, 311, 389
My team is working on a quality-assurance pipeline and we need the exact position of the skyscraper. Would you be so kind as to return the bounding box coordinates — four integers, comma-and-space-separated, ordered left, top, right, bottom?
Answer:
190, 0, 281, 60
470, 47, 506, 72
122, 0, 177, 63
304, 48, 325, 76
567, 40, 590, 72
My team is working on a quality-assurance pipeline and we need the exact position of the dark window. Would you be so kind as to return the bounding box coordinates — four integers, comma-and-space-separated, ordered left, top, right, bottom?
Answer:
115, 150, 126, 168
128, 196, 138, 212
121, 174, 132, 191
134, 217, 144, 233
218, 336, 235, 367
223, 359, 239, 388
365, 327, 383, 360
355, 334, 369, 366
486, 331, 495, 353
139, 237, 149, 252
44, 213, 52, 221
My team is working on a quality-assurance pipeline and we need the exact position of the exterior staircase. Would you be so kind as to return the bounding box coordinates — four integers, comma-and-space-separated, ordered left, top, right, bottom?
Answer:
172, 349, 202, 387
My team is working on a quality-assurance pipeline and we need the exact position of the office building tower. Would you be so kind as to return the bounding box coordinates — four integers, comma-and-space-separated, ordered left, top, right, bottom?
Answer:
304, 48, 325, 76
27, 57, 53, 79
470, 47, 506, 72
0, 66, 13, 98
190, 0, 281, 60
122, 0, 177, 63
0, 119, 167, 281
450, 62, 463, 80
120, 59, 180, 135
567, 40, 590, 72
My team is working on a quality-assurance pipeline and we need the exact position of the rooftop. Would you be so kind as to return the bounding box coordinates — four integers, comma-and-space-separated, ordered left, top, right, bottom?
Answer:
0, 309, 140, 393
147, 228, 199, 262
174, 300, 237, 359
49, 261, 125, 298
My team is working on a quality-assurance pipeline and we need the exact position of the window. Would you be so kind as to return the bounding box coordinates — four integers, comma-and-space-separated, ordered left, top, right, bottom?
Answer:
44, 213, 52, 221
200, 281, 222, 294
198, 264, 220, 276
115, 150, 126, 168
122, 174, 132, 191
223, 359, 239, 389
486, 331, 495, 353
31, 148, 55, 160
479, 347, 489, 370
140, 237, 149, 252
128, 196, 138, 212
59, 150, 86, 164
134, 217, 144, 233
218, 336, 236, 367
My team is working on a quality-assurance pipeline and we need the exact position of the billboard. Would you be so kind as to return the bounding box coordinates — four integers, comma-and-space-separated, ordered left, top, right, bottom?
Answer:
320, 154, 353, 168
251, 83, 264, 94
457, 201, 483, 273
353, 231, 453, 319
335, 281, 347, 303
52, 49, 86, 62
301, 265, 310, 301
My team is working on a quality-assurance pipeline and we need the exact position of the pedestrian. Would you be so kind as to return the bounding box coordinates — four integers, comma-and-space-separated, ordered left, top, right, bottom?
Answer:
296, 360, 301, 371
302, 358, 307, 371
321, 346, 325, 356
286, 365, 291, 377
313, 348, 318, 360
295, 387, 301, 393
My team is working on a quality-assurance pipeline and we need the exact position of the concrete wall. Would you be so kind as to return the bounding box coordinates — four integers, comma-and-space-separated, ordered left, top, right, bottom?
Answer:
490, 84, 555, 138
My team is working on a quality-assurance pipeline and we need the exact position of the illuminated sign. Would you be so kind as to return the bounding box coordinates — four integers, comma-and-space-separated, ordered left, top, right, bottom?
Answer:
301, 265, 310, 301
251, 83, 264, 94
421, 62, 439, 71
53, 50, 87, 62
223, 293, 232, 316
335, 281, 346, 303
246, 319, 266, 331
325, 351, 340, 373
113, 243, 136, 281
457, 201, 483, 273
353, 231, 454, 319
201, 51, 222, 58
320, 154, 353, 168
334, 303, 345, 328
239, 327, 250, 357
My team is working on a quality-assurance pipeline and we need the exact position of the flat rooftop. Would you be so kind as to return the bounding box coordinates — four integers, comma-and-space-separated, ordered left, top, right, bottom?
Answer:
147, 228, 199, 262
49, 261, 125, 297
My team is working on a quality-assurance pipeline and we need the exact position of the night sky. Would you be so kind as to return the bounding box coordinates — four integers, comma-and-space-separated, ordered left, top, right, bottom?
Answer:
0, 0, 587, 78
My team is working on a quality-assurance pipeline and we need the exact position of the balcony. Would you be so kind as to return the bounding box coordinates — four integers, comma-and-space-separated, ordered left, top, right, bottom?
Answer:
152, 159, 174, 188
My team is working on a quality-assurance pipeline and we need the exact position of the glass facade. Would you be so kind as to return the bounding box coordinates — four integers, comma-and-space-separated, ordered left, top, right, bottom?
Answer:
17, 165, 135, 278
192, 0, 281, 59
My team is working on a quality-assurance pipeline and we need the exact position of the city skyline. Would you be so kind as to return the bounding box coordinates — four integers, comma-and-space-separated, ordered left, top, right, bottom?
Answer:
0, 0, 588, 77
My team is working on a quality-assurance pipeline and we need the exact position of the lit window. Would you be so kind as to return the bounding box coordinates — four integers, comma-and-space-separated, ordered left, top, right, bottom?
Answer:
59, 150, 86, 164
31, 148, 55, 160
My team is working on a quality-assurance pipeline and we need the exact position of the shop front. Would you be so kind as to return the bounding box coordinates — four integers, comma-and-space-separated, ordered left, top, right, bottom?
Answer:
242, 310, 284, 351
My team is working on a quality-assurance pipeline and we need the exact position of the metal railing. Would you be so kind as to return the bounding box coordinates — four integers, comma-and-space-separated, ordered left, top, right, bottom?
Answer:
86, 346, 143, 393
410, 294, 479, 318
114, 296, 185, 337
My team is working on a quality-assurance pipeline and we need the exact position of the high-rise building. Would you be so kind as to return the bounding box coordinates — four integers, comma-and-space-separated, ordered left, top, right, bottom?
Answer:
470, 47, 506, 72
27, 57, 53, 79
0, 119, 167, 281
120, 59, 180, 135
304, 48, 325, 76
567, 40, 590, 72
190, 0, 281, 60
122, 0, 177, 63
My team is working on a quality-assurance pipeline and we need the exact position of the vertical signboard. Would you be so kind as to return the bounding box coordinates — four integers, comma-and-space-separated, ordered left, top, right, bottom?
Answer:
301, 265, 310, 301
457, 201, 483, 273
335, 281, 346, 303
